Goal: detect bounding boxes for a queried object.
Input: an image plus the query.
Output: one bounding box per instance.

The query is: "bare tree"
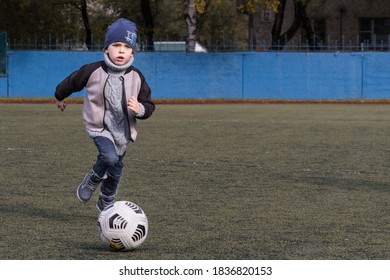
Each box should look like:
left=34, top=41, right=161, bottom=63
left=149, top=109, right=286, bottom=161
left=271, top=0, right=315, bottom=50
left=58, top=0, right=93, bottom=49
left=140, top=0, right=155, bottom=51
left=185, top=0, right=197, bottom=51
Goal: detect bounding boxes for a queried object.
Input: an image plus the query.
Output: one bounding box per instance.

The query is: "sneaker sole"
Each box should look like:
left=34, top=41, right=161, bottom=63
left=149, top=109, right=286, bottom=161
left=76, top=184, right=88, bottom=203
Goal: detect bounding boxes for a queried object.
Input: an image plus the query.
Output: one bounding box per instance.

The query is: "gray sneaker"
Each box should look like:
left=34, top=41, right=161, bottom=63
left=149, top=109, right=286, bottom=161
left=76, top=170, right=102, bottom=203
left=96, top=197, right=115, bottom=212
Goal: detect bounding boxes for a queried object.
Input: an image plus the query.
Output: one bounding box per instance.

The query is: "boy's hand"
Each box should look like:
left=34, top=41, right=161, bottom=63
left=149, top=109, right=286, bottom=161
left=56, top=99, right=67, bottom=111
left=127, top=96, right=140, bottom=115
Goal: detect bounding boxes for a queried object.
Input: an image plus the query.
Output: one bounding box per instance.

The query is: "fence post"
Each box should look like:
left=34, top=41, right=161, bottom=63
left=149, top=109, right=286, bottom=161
left=0, top=32, right=6, bottom=76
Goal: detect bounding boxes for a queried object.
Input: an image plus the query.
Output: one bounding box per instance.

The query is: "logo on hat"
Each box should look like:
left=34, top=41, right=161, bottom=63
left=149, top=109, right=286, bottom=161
left=125, top=31, right=137, bottom=47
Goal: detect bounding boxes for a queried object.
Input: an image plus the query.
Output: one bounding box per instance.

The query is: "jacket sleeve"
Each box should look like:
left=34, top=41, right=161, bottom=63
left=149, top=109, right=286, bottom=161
left=136, top=72, right=155, bottom=120
left=54, top=62, right=102, bottom=101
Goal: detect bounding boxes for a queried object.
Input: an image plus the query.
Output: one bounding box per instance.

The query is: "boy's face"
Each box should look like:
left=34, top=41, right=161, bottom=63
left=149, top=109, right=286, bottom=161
left=105, top=42, right=134, bottom=65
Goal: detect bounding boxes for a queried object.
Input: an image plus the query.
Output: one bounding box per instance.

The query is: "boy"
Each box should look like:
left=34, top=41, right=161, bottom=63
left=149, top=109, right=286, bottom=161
left=54, top=18, right=155, bottom=211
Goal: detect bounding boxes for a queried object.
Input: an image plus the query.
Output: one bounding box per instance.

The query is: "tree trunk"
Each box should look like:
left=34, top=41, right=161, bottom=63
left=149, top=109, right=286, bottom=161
left=248, top=13, right=254, bottom=50
left=301, top=4, right=318, bottom=50
left=80, top=0, right=92, bottom=49
left=185, top=0, right=197, bottom=52
left=271, top=0, right=287, bottom=49
left=67, top=0, right=92, bottom=49
left=271, top=0, right=315, bottom=50
left=140, top=0, right=154, bottom=51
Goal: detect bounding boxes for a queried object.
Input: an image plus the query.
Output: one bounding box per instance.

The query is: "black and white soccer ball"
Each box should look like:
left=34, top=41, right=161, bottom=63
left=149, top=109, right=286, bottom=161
left=97, top=201, right=148, bottom=251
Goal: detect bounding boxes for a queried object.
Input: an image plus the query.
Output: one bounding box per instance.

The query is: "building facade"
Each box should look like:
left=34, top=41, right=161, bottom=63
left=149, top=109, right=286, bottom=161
left=253, top=0, right=390, bottom=50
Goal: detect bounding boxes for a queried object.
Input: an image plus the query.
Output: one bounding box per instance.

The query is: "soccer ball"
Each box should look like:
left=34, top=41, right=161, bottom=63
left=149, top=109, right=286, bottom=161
left=97, top=201, right=148, bottom=251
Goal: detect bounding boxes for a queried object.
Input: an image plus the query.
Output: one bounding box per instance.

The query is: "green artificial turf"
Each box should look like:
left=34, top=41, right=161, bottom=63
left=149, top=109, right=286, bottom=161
left=0, top=103, right=389, bottom=259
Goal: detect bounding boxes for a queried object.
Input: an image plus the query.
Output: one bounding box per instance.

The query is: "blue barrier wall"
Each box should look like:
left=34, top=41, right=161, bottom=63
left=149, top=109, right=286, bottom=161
left=1, top=51, right=389, bottom=99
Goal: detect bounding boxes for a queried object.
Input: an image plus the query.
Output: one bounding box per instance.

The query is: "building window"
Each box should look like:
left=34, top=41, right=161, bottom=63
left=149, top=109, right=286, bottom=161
left=359, top=17, right=390, bottom=45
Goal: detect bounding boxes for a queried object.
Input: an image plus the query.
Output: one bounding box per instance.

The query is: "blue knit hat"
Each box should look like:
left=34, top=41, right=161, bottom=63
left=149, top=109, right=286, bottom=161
left=104, top=18, right=137, bottom=51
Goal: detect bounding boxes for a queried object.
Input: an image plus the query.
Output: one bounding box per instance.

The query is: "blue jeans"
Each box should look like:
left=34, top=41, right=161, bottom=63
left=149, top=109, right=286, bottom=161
left=92, top=136, right=125, bottom=198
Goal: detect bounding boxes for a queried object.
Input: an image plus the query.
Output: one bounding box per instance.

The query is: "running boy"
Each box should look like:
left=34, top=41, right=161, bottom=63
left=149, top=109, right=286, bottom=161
left=54, top=18, right=155, bottom=211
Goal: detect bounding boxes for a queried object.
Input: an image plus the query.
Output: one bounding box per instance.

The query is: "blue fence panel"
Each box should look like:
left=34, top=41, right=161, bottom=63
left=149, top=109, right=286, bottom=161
left=243, top=52, right=363, bottom=99
left=6, top=51, right=102, bottom=98
left=362, top=53, right=390, bottom=99
left=1, top=50, right=390, bottom=100
left=152, top=52, right=243, bottom=99
left=0, top=79, right=6, bottom=97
